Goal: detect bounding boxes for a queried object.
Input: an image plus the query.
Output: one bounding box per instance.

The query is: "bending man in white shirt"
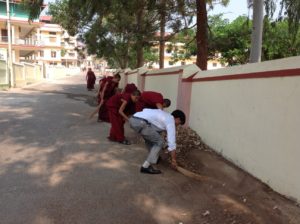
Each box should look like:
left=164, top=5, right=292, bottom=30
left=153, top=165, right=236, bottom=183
left=129, top=109, right=186, bottom=174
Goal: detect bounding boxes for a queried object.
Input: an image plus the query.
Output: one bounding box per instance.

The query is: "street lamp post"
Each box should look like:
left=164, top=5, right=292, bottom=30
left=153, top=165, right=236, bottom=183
left=6, top=0, right=14, bottom=87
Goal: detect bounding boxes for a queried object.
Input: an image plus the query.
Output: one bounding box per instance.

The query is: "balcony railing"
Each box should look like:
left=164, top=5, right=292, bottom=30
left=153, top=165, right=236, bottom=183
left=15, top=38, right=43, bottom=46
left=0, top=36, right=44, bottom=47
left=62, top=55, right=78, bottom=60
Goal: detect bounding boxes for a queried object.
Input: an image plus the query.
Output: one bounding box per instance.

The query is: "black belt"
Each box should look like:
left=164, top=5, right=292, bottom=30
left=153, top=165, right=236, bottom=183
left=132, top=116, right=150, bottom=124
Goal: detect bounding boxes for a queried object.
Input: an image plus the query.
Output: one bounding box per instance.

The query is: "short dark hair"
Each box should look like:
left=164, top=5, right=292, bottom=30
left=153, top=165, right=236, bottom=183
left=114, top=73, right=121, bottom=80
left=163, top=99, right=171, bottom=107
left=171, top=110, right=186, bottom=125
left=132, top=90, right=141, bottom=96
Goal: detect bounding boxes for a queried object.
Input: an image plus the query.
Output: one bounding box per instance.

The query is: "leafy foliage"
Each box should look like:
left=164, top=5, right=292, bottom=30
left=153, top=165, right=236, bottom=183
left=171, top=14, right=300, bottom=66
left=210, top=14, right=300, bottom=65
left=23, top=0, right=300, bottom=69
left=209, top=15, right=252, bottom=65
left=49, top=0, right=160, bottom=69
left=21, top=0, right=44, bottom=20
left=265, top=0, right=300, bottom=42
left=262, top=18, right=300, bottom=59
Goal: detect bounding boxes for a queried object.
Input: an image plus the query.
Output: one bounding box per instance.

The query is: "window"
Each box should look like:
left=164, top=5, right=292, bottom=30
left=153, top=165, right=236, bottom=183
left=49, top=37, right=57, bottom=43
left=166, top=44, right=173, bottom=54
left=1, top=29, right=8, bottom=42
left=213, top=62, right=217, bottom=67
left=166, top=49, right=172, bottom=54
left=49, top=32, right=56, bottom=35
left=69, top=53, right=75, bottom=57
left=168, top=61, right=174, bottom=65
left=51, top=51, right=56, bottom=58
left=40, top=51, right=44, bottom=57
left=181, top=61, right=186, bottom=66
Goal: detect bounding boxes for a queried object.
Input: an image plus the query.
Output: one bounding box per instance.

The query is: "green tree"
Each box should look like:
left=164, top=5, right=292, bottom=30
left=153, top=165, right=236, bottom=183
left=48, top=0, right=160, bottom=69
left=143, top=46, right=159, bottom=68
left=23, top=0, right=300, bottom=70
left=262, top=18, right=300, bottom=60
left=196, top=0, right=229, bottom=70
left=207, top=14, right=299, bottom=65
left=265, top=0, right=300, bottom=42
left=156, top=0, right=195, bottom=68
left=165, top=28, right=196, bottom=64
left=22, top=0, right=44, bottom=20
left=208, top=15, right=252, bottom=65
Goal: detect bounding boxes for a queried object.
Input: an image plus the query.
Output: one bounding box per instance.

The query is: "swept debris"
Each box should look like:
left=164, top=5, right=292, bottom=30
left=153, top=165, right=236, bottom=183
left=175, top=126, right=211, bottom=174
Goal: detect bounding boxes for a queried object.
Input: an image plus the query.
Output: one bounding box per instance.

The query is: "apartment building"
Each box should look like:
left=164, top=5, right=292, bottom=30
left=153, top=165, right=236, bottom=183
left=61, top=31, right=80, bottom=67
left=35, top=18, right=63, bottom=65
left=0, top=2, right=80, bottom=67
left=0, top=0, right=44, bottom=63
left=39, top=16, right=79, bottom=67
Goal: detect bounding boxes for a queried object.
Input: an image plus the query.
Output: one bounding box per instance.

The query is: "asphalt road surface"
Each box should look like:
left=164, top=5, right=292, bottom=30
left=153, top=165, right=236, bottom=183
left=0, top=75, right=210, bottom=224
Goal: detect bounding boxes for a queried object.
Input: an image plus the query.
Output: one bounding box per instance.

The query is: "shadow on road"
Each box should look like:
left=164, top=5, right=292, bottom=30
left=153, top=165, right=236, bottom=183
left=0, top=83, right=193, bottom=224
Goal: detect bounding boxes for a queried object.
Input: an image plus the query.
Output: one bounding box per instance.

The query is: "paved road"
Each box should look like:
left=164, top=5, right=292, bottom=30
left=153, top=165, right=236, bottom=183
left=0, top=75, right=207, bottom=224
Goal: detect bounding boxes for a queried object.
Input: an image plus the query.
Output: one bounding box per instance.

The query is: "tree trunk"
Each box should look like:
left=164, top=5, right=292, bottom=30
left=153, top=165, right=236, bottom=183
left=196, top=0, right=208, bottom=70
left=159, top=0, right=166, bottom=69
left=136, top=2, right=145, bottom=68
left=249, top=0, right=264, bottom=63
left=136, top=44, right=144, bottom=68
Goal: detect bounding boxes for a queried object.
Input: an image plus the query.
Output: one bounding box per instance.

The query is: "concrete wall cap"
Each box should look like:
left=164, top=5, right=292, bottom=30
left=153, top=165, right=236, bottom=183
left=145, top=64, right=200, bottom=78
left=193, top=56, right=300, bottom=79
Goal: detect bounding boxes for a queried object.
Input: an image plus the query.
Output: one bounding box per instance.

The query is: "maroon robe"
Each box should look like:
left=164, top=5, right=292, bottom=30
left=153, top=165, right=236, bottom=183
left=136, top=91, right=164, bottom=112
left=106, top=93, right=132, bottom=142
left=86, top=71, right=96, bottom=90
left=98, top=77, right=119, bottom=122
left=123, top=83, right=138, bottom=114
left=123, top=83, right=138, bottom=94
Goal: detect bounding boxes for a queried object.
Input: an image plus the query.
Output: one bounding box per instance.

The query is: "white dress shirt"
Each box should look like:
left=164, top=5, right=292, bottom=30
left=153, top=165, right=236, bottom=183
left=133, top=109, right=176, bottom=151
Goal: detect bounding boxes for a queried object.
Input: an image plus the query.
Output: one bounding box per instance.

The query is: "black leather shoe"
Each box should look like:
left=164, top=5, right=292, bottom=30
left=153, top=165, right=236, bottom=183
left=156, top=156, right=161, bottom=164
left=119, top=139, right=131, bottom=145
left=140, top=166, right=162, bottom=174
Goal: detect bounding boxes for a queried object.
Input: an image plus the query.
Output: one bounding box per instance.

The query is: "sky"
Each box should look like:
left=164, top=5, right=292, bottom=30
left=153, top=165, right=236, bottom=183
left=208, top=0, right=250, bottom=21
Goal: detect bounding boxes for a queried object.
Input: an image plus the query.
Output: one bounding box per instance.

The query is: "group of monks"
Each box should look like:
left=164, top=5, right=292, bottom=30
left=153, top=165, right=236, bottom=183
left=90, top=72, right=171, bottom=145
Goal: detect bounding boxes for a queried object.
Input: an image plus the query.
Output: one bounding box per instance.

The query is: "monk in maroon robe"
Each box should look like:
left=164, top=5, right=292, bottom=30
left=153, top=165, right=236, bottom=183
left=97, top=73, right=121, bottom=122
left=106, top=90, right=141, bottom=144
left=86, top=68, right=96, bottom=90
left=136, top=91, right=171, bottom=112
left=123, top=83, right=138, bottom=94
left=123, top=83, right=139, bottom=115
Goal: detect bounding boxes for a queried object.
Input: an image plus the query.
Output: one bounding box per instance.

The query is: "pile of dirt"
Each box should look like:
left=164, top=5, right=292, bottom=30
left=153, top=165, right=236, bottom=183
left=176, top=126, right=210, bottom=153
left=174, top=126, right=211, bottom=173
